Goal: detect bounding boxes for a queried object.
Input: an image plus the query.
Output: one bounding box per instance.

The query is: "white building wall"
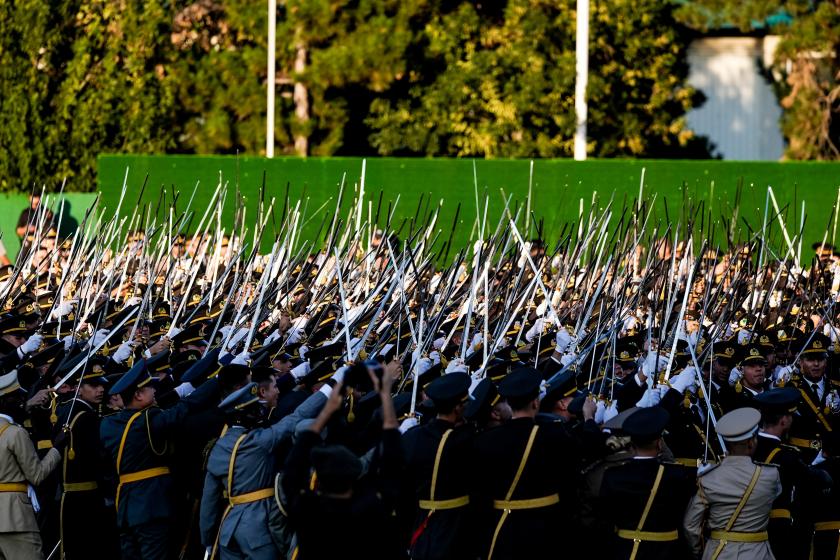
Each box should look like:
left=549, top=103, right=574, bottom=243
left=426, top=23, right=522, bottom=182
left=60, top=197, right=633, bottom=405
left=686, top=37, right=785, bottom=161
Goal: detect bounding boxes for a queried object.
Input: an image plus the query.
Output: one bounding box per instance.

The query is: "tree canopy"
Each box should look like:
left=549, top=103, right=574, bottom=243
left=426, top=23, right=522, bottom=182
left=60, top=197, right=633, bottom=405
left=2, top=0, right=723, bottom=192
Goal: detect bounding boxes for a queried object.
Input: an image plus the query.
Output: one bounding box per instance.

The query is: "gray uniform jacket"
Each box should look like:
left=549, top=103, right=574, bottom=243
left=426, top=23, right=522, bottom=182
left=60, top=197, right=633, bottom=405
left=0, top=418, right=60, bottom=533
left=683, top=455, right=781, bottom=560
left=199, top=390, right=326, bottom=555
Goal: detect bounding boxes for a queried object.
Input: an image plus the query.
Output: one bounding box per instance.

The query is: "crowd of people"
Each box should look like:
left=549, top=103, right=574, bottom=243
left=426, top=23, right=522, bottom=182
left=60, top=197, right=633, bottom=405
left=2, top=188, right=840, bottom=560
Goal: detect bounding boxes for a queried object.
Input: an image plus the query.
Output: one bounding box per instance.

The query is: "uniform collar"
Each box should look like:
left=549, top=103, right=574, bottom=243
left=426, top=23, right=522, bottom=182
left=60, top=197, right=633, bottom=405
left=0, top=413, right=13, bottom=424
left=758, top=431, right=780, bottom=442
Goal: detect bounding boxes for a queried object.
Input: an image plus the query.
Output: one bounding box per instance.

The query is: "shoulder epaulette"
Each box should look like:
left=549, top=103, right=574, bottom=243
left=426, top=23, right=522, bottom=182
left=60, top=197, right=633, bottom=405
left=698, top=463, right=719, bottom=477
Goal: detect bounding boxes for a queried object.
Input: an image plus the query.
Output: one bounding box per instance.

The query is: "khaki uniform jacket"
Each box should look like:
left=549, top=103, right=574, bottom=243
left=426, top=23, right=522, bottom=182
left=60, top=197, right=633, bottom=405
left=683, top=455, right=781, bottom=560
left=0, top=418, right=60, bottom=533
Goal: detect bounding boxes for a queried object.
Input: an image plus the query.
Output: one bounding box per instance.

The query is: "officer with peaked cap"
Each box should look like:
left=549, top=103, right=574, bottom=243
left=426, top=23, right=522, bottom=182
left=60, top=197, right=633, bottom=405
left=684, top=408, right=781, bottom=560
left=473, top=367, right=590, bottom=560
left=99, top=357, right=221, bottom=560
left=788, top=333, right=840, bottom=461
left=0, top=369, right=63, bottom=560
left=201, top=370, right=338, bottom=559
left=401, top=371, right=475, bottom=560
left=54, top=360, right=119, bottom=559
left=599, top=407, right=696, bottom=559
left=752, top=388, right=830, bottom=559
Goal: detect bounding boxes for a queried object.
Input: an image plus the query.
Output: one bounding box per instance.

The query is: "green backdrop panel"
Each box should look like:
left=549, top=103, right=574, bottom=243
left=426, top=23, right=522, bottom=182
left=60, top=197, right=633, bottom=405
left=4, top=155, right=840, bottom=262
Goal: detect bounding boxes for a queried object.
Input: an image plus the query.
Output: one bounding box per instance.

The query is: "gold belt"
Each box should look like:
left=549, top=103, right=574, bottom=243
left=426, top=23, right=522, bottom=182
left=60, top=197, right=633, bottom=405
left=0, top=483, right=27, bottom=493
left=119, top=466, right=170, bottom=485
left=815, top=521, right=840, bottom=531
left=418, top=495, right=470, bottom=510
left=710, top=530, right=768, bottom=543
left=674, top=457, right=699, bottom=467
left=616, top=529, right=679, bottom=542
left=64, top=481, right=98, bottom=492
left=769, top=508, right=791, bottom=520
left=37, top=440, right=53, bottom=450
left=493, top=494, right=559, bottom=511
left=788, top=437, right=821, bottom=450
left=228, top=487, right=274, bottom=506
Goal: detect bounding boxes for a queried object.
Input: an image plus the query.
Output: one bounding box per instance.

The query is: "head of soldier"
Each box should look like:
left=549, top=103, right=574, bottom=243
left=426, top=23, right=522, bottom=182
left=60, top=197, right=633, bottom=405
left=623, top=407, right=669, bottom=458
left=538, top=371, right=578, bottom=421
left=718, top=407, right=760, bottom=457
left=252, top=367, right=279, bottom=410
left=425, top=372, right=471, bottom=425
left=799, top=353, right=827, bottom=383
left=78, top=378, right=106, bottom=406
left=219, top=382, right=265, bottom=429
left=271, top=353, right=292, bottom=375
left=739, top=349, right=767, bottom=392
left=756, top=388, right=799, bottom=440
left=498, top=368, right=542, bottom=419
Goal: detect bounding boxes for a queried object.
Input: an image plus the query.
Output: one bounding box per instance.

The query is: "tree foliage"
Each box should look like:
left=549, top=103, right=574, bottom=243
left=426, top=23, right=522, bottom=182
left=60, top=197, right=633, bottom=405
left=0, top=0, right=711, bottom=192
left=675, top=0, right=840, bottom=160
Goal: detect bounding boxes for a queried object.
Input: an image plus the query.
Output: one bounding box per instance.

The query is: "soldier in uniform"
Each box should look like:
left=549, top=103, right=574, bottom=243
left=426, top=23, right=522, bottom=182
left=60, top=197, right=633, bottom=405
left=753, top=388, right=831, bottom=559
left=54, top=359, right=119, bottom=559
left=599, top=406, right=696, bottom=559
left=788, top=334, right=840, bottom=461
left=473, top=367, right=592, bottom=560
left=719, top=345, right=769, bottom=413
left=683, top=407, right=781, bottom=560
left=200, top=372, right=332, bottom=559
left=811, top=431, right=840, bottom=559
left=0, top=369, right=63, bottom=560
left=99, top=355, right=220, bottom=560
left=401, top=371, right=474, bottom=560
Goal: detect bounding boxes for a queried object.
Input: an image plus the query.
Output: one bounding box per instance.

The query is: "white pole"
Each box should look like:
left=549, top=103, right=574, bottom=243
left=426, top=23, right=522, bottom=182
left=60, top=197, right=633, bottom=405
left=573, top=0, right=589, bottom=161
left=266, top=0, right=277, bottom=158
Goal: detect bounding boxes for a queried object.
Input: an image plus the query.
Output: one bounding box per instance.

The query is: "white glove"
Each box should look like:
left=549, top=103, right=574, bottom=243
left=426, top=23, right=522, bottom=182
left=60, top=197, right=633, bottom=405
left=291, top=361, right=311, bottom=379
left=231, top=351, right=250, bottom=366
left=399, top=416, right=419, bottom=434
left=594, top=399, right=607, bottom=424
left=728, top=367, right=741, bottom=387
left=264, top=329, right=281, bottom=345
left=112, top=341, right=136, bottom=364
left=737, top=329, right=751, bottom=345
left=555, top=329, right=573, bottom=354
left=429, top=350, right=442, bottom=365
left=331, top=365, right=347, bottom=385
left=166, top=325, right=183, bottom=339
left=774, top=365, right=795, bottom=386
left=601, top=400, right=619, bottom=425
left=226, top=328, right=249, bottom=350
left=219, top=325, right=234, bottom=340
left=51, top=300, right=75, bottom=319
left=827, top=391, right=840, bottom=414
left=17, top=333, right=44, bottom=357
left=471, top=332, right=483, bottom=351
left=432, top=336, right=446, bottom=350
left=445, top=358, right=468, bottom=374
left=636, top=386, right=665, bottom=408
left=62, top=335, right=75, bottom=352
left=641, top=351, right=667, bottom=378
left=560, top=353, right=576, bottom=367
left=299, top=345, right=309, bottom=360
left=525, top=319, right=545, bottom=343
left=414, top=357, right=433, bottom=377
left=125, top=296, right=142, bottom=307
left=670, top=367, right=697, bottom=394
left=92, top=329, right=110, bottom=348
left=174, top=382, right=195, bottom=398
